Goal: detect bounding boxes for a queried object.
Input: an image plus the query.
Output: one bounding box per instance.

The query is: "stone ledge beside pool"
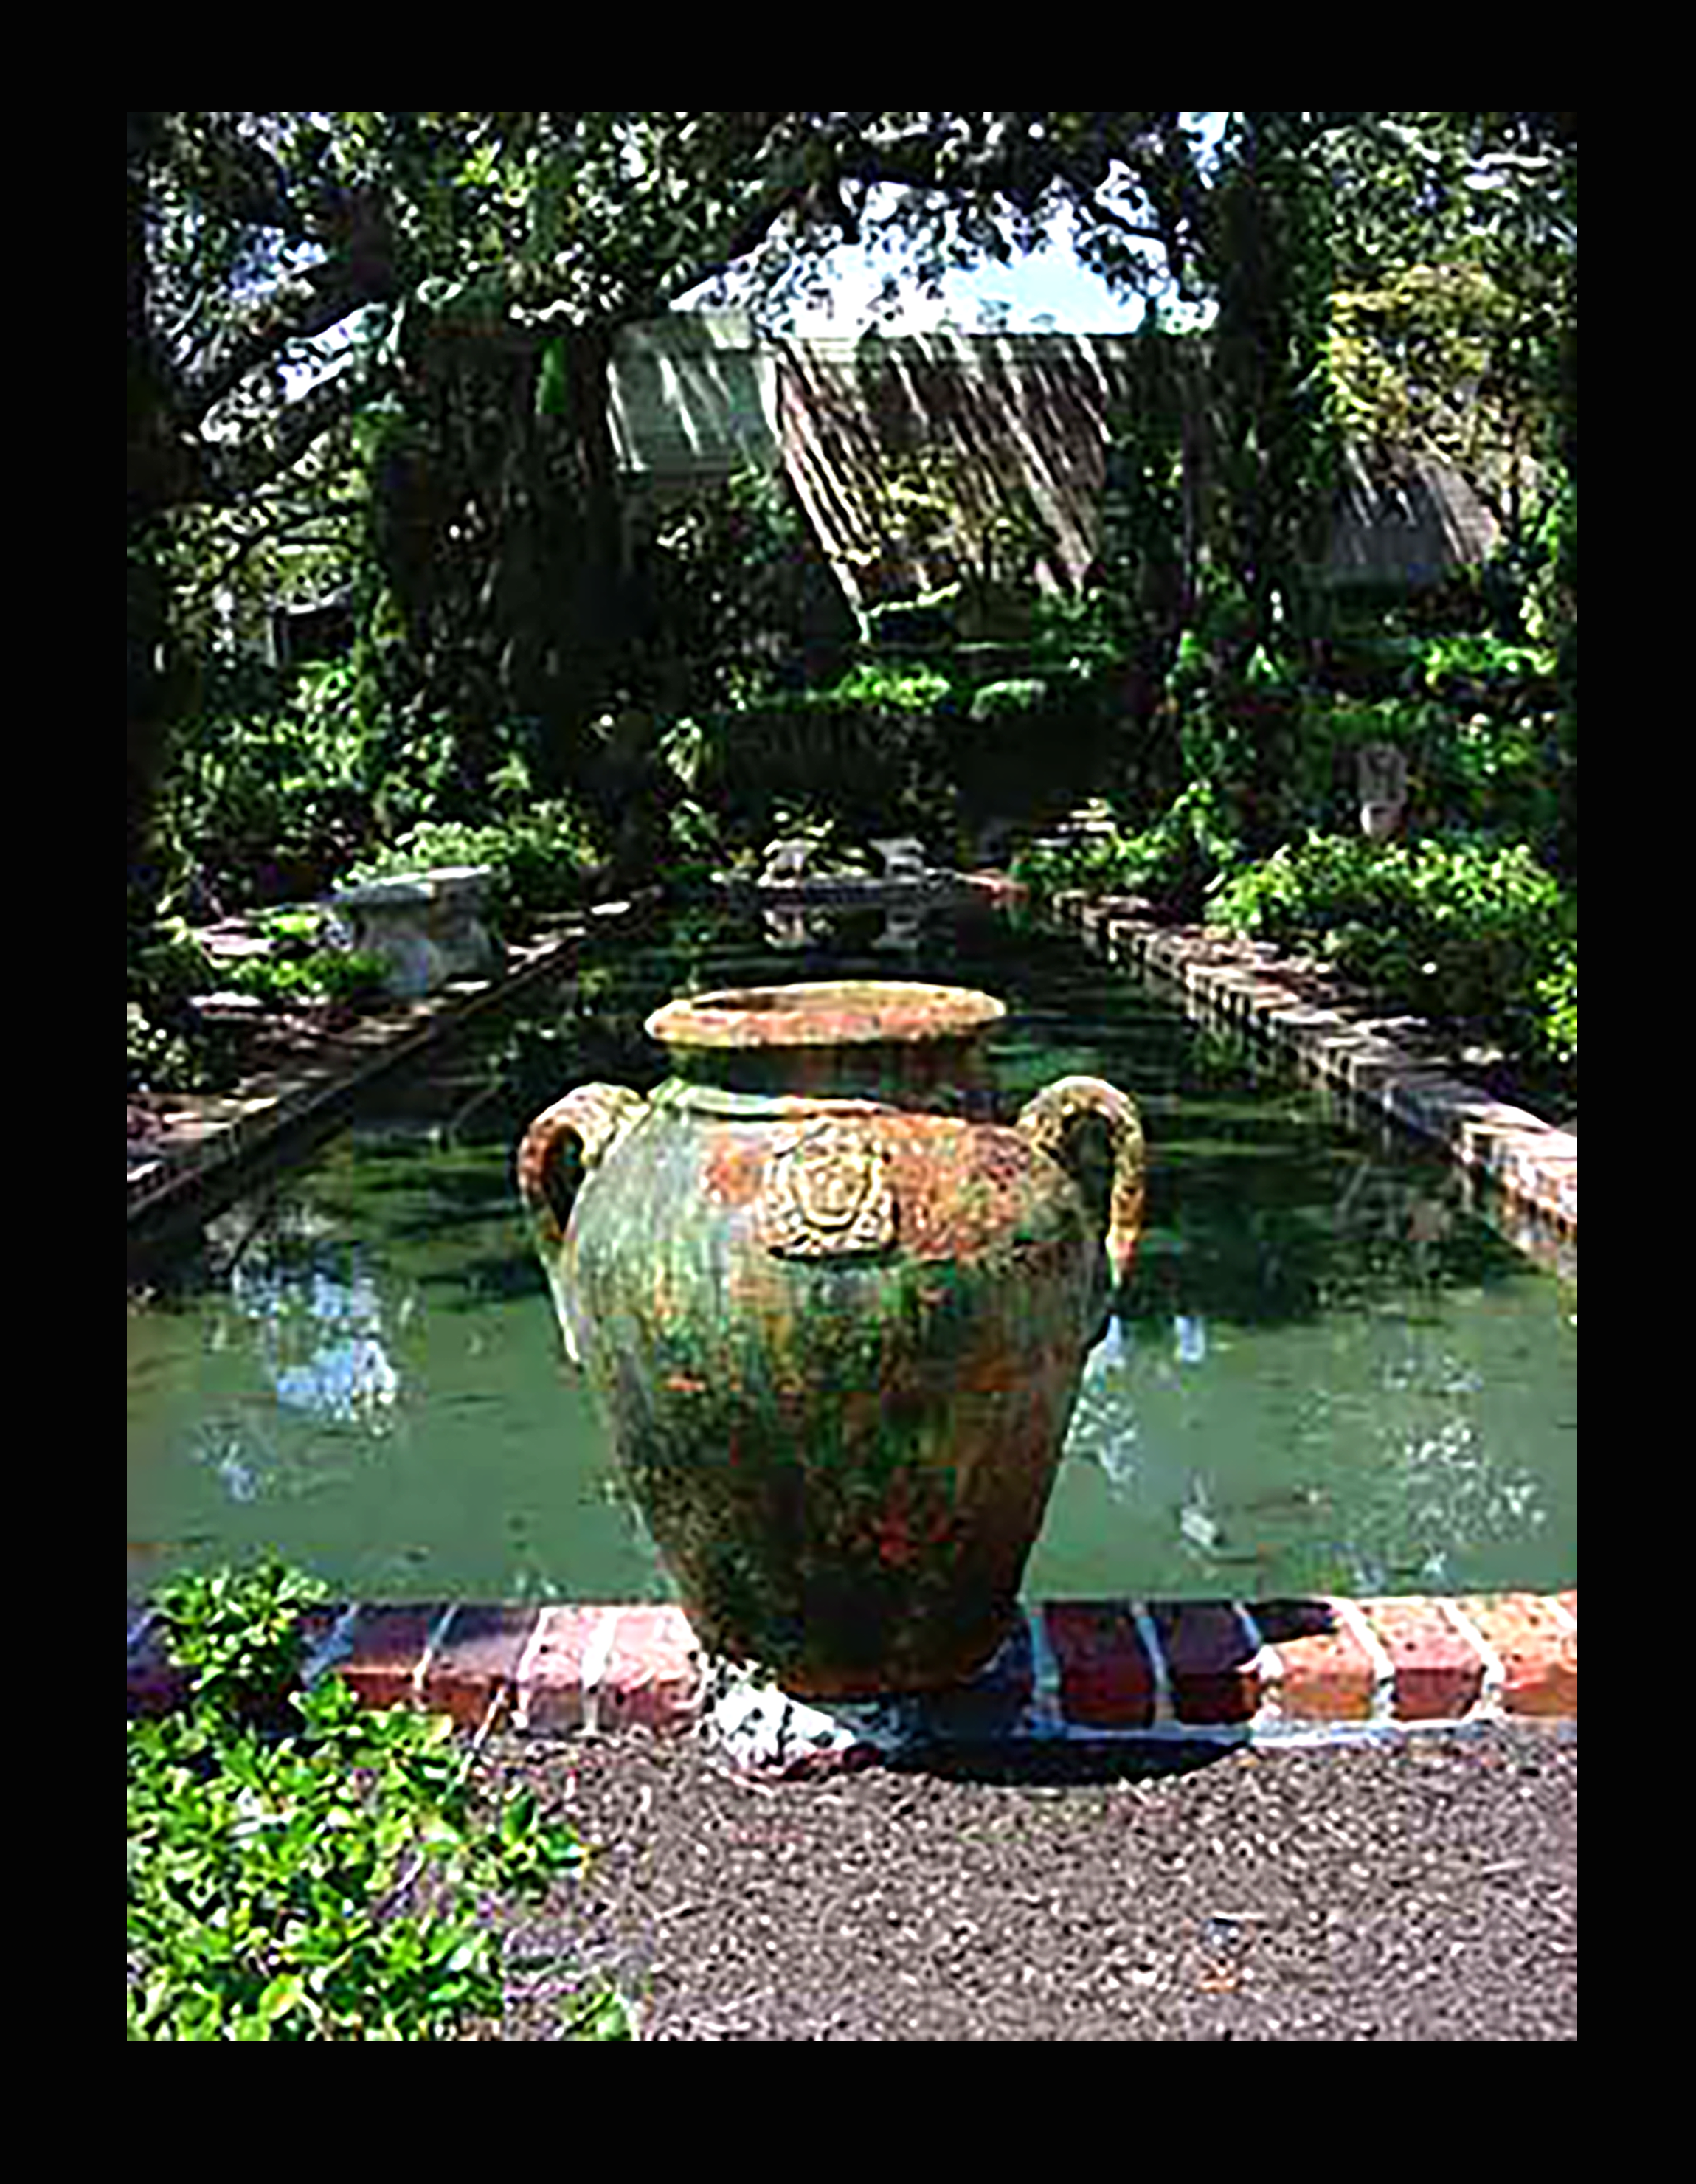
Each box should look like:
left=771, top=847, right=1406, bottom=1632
left=126, top=901, right=663, bottom=1246
left=1008, top=884, right=1576, bottom=1249
left=126, top=1592, right=1576, bottom=1766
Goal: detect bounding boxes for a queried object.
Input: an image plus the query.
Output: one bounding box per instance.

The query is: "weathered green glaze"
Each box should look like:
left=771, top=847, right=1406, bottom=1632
left=517, top=981, right=1144, bottom=1696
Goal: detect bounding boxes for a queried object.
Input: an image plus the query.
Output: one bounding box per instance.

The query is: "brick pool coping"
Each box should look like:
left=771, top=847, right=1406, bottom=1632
left=963, top=876, right=1576, bottom=1272
left=126, top=1592, right=1576, bottom=1757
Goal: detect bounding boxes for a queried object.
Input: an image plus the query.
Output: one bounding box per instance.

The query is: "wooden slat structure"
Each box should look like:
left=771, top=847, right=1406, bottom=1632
left=609, top=312, right=1517, bottom=609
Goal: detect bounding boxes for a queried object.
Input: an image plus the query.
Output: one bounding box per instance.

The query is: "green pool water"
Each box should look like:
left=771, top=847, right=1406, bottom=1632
left=126, top=897, right=1577, bottom=1607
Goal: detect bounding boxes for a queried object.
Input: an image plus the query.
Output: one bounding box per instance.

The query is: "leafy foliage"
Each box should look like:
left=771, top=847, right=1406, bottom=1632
left=626, top=466, right=850, bottom=714
left=1205, top=833, right=1575, bottom=1068
left=224, top=947, right=388, bottom=1011
left=1534, top=949, right=1578, bottom=1068
left=129, top=1558, right=631, bottom=2042
left=156, top=654, right=382, bottom=916
left=341, top=800, right=602, bottom=934
left=688, top=693, right=940, bottom=848
left=842, top=443, right=1053, bottom=635
left=148, top=1557, right=330, bottom=1722
left=127, top=919, right=241, bottom=1095
left=129, top=111, right=1575, bottom=1106
left=1011, top=780, right=1240, bottom=917
left=130, top=111, right=1222, bottom=898
left=1315, top=112, right=1575, bottom=534
left=1288, top=674, right=1565, bottom=860
left=1202, top=116, right=1340, bottom=649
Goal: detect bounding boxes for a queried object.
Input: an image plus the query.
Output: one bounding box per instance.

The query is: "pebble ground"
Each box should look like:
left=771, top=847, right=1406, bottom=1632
left=477, top=1718, right=1576, bottom=2042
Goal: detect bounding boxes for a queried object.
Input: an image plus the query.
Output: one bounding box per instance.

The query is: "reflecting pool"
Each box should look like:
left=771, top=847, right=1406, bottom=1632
left=128, top=899, right=1576, bottom=1604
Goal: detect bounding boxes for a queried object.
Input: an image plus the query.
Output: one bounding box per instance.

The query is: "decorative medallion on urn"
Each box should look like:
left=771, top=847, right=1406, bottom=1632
left=757, top=1117, right=896, bottom=1258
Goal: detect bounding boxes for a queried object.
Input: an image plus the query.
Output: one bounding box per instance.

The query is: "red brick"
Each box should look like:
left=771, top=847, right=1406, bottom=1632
left=1459, top=1594, right=1578, bottom=1718
left=1149, top=1602, right=1261, bottom=1725
left=1042, top=1603, right=1155, bottom=1729
left=595, top=1606, right=706, bottom=1732
left=515, top=1604, right=613, bottom=1732
left=1357, top=1598, right=1485, bottom=1721
left=339, top=1603, right=445, bottom=1711
left=1256, top=1603, right=1379, bottom=1723
left=420, top=1603, right=542, bottom=1729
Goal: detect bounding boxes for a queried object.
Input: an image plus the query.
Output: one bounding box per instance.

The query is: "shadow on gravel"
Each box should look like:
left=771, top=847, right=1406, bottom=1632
left=888, top=1736, right=1243, bottom=1788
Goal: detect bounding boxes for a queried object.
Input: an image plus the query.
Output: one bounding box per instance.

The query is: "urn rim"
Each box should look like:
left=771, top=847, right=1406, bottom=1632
left=645, top=979, right=1006, bottom=1051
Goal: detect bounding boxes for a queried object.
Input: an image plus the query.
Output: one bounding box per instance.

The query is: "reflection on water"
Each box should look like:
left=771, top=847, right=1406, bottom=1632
left=1063, top=1257, right=1567, bottom=1598
left=128, top=899, right=1576, bottom=1603
left=229, top=1248, right=401, bottom=1430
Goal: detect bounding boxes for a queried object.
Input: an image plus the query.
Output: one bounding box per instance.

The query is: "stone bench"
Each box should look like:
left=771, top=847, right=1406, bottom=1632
left=326, top=865, right=502, bottom=1000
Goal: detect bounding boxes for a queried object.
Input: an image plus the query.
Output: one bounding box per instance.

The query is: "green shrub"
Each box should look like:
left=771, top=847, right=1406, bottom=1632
left=1413, top=630, right=1556, bottom=704
left=949, top=672, right=1116, bottom=837
left=1288, top=686, right=1566, bottom=861
left=1027, top=584, right=1132, bottom=681
left=967, top=677, right=1050, bottom=728
left=128, top=919, right=240, bottom=1095
left=129, top=1558, right=631, bottom=2042
left=128, top=1003, right=201, bottom=1097
left=159, top=656, right=382, bottom=913
left=1205, top=834, right=1573, bottom=1057
left=1011, top=783, right=1242, bottom=917
left=831, top=659, right=956, bottom=716
left=629, top=464, right=850, bottom=711
left=343, top=801, right=598, bottom=935
left=129, top=917, right=215, bottom=1009
left=148, top=1558, right=330, bottom=1724
left=226, top=949, right=389, bottom=1010
left=1534, top=947, right=1578, bottom=1068
left=690, top=689, right=944, bottom=846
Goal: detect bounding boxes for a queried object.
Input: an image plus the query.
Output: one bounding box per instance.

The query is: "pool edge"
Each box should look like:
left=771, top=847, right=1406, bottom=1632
left=1003, top=880, right=1575, bottom=1262
left=130, top=874, right=1575, bottom=1265
left=127, top=1590, right=1577, bottom=1759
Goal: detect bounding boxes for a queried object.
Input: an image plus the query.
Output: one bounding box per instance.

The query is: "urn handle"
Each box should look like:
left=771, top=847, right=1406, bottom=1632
left=1017, top=1075, right=1146, bottom=1296
left=516, top=1084, right=647, bottom=1363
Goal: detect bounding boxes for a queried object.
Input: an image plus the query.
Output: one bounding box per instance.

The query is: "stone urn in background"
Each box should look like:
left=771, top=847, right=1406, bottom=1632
left=517, top=981, right=1145, bottom=1697
left=1357, top=742, right=1411, bottom=844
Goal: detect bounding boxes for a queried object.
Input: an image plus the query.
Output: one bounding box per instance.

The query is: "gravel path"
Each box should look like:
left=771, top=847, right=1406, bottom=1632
left=477, top=1721, right=1576, bottom=2041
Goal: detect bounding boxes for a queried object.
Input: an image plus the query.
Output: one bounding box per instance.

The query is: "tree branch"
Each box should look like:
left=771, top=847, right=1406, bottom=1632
left=190, top=517, right=359, bottom=601
left=177, top=245, right=398, bottom=426
left=1073, top=195, right=1169, bottom=248
left=654, top=180, right=813, bottom=310
left=198, top=360, right=375, bottom=507
left=175, top=111, right=311, bottom=238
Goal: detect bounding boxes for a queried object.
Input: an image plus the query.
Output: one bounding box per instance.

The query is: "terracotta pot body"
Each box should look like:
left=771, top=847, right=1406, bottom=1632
left=518, top=981, right=1144, bottom=1696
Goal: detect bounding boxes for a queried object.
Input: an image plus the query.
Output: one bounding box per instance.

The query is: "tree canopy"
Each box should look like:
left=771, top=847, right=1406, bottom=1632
left=128, top=112, right=1576, bottom=912
left=129, top=112, right=1221, bottom=522
left=126, top=111, right=1225, bottom=902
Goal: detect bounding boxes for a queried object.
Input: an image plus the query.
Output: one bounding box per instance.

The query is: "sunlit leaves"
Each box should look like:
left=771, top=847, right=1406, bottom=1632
left=129, top=1561, right=623, bottom=2041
